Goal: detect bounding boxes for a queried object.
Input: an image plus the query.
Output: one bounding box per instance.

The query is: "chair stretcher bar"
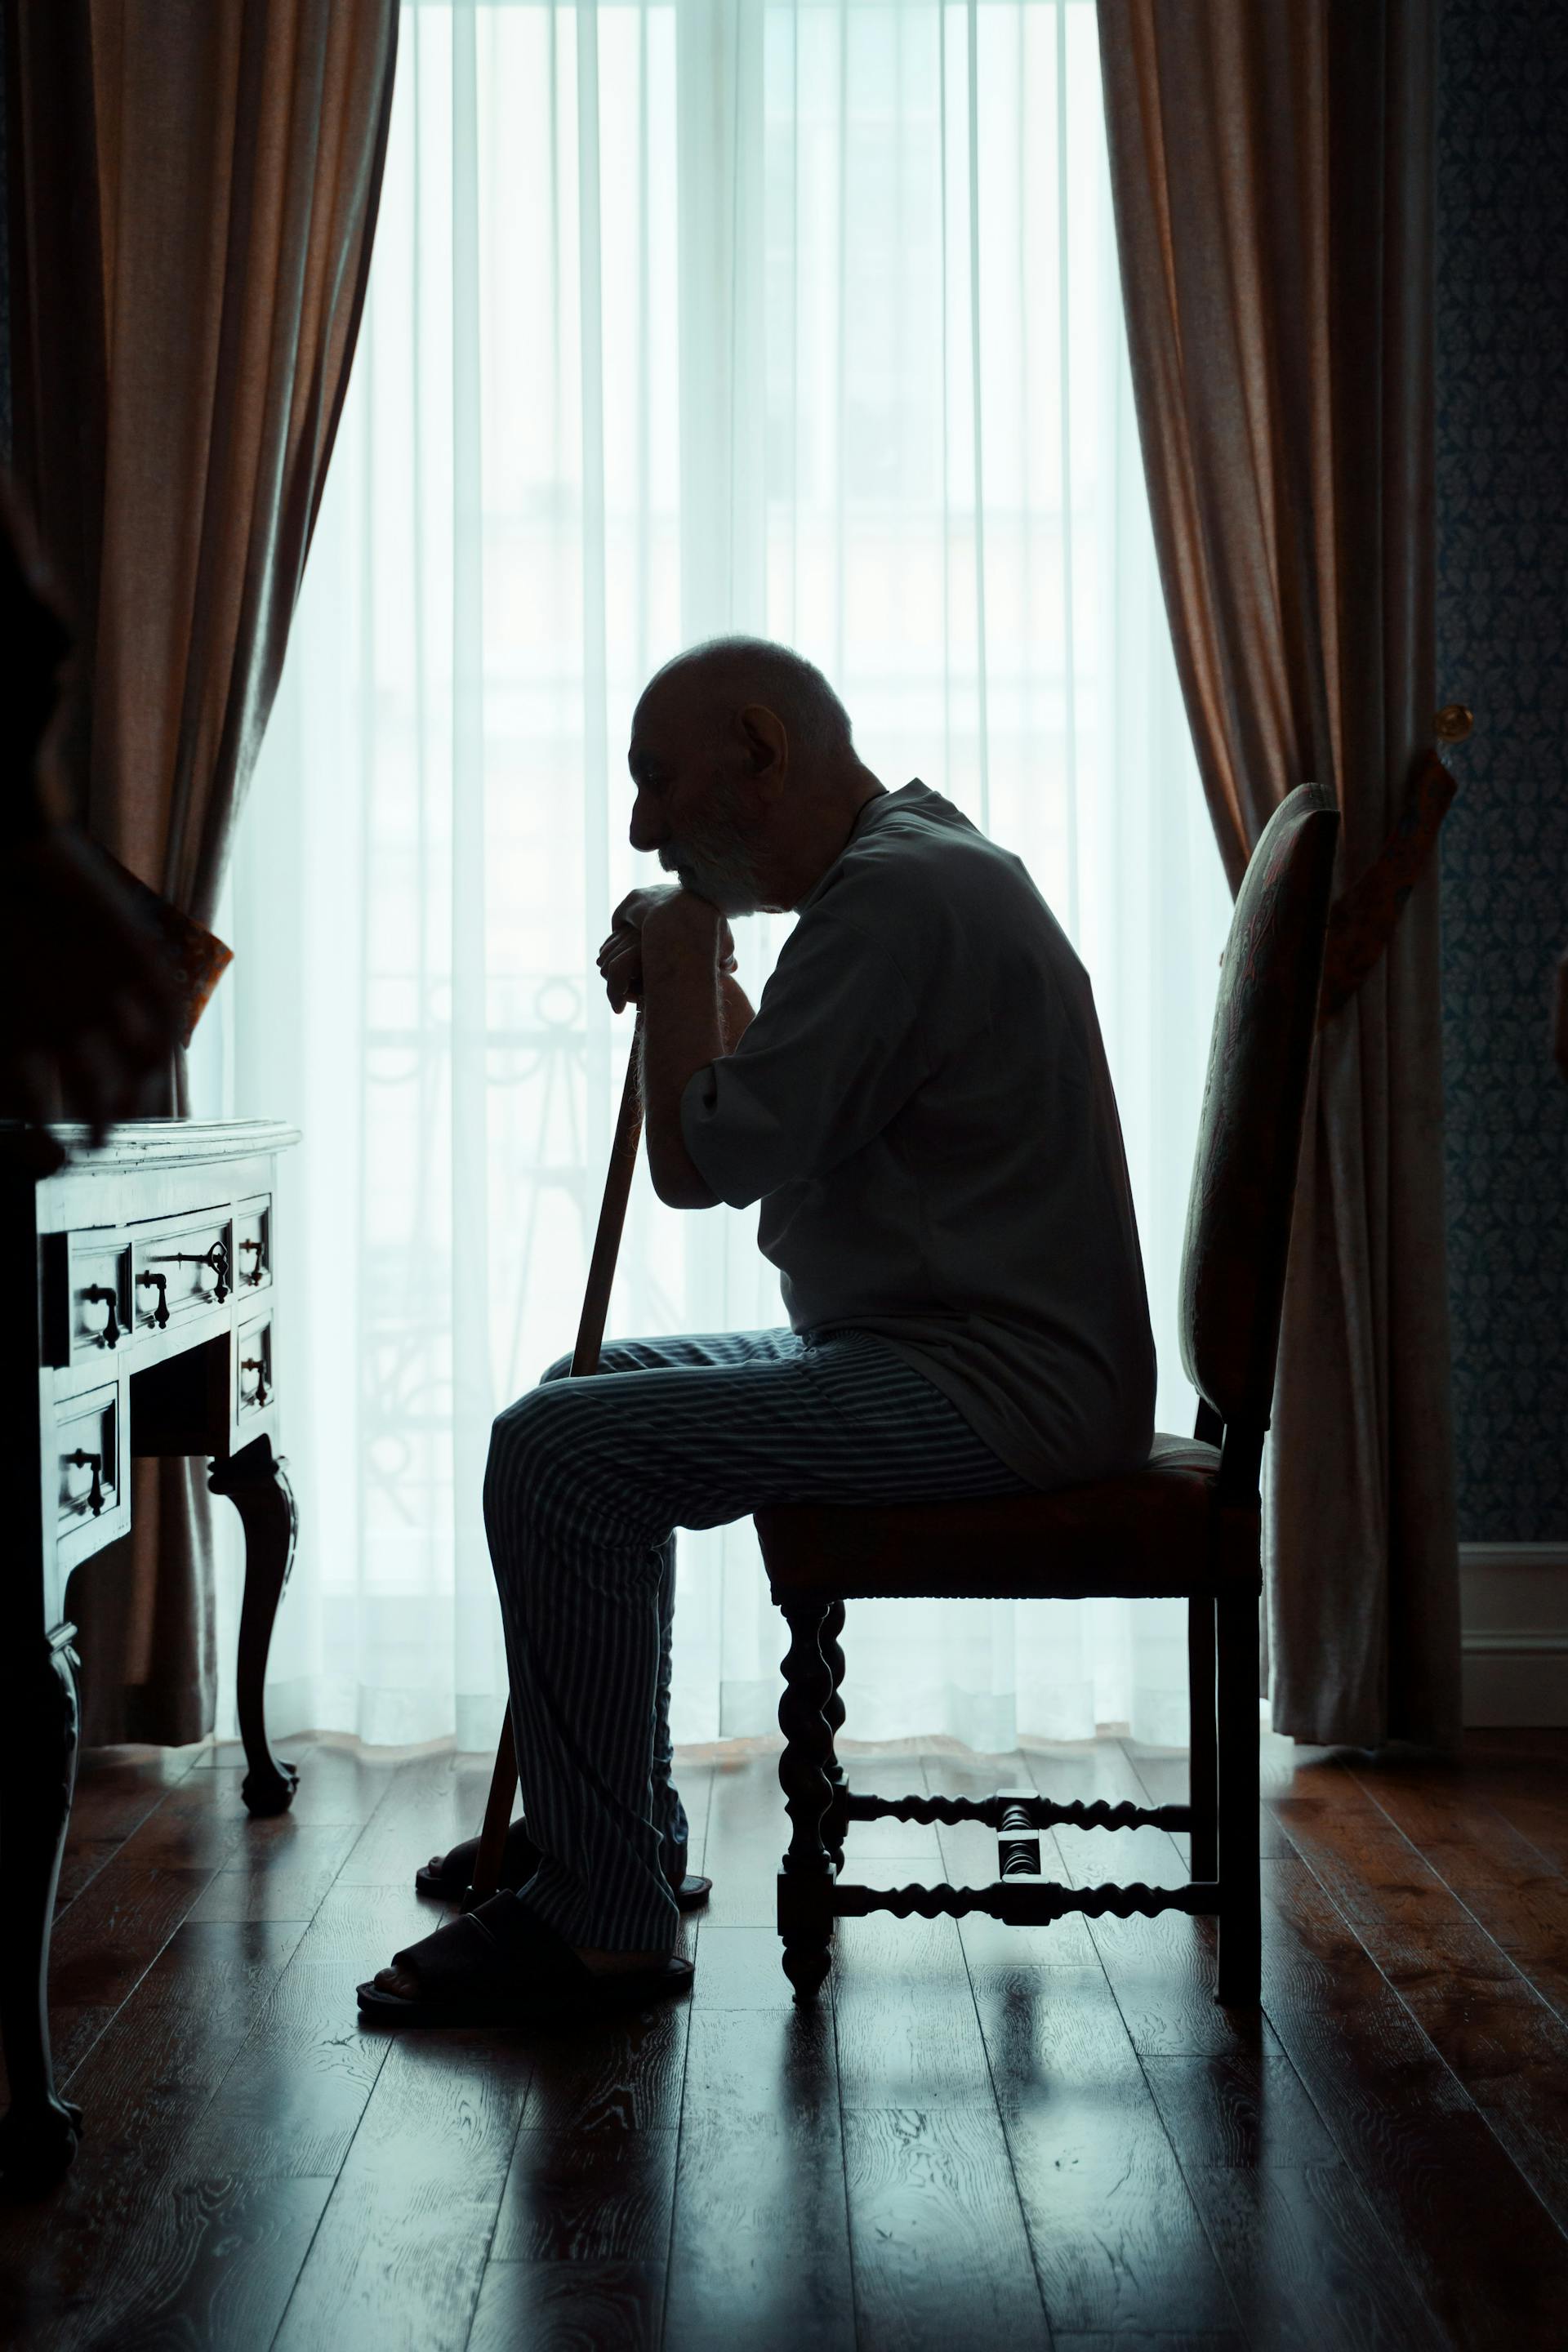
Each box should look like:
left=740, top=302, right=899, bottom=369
left=837, top=1789, right=1192, bottom=1833
left=822, top=1877, right=1222, bottom=1926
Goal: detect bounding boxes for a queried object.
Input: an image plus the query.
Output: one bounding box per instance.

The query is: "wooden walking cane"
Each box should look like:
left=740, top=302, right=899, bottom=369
left=466, top=1012, right=647, bottom=1906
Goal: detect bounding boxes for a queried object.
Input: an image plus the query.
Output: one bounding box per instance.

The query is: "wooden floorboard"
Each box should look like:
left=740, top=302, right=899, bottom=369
left=844, top=2105, right=1049, bottom=2351
left=1345, top=1756, right=1568, bottom=2024
left=6, top=1733, right=1568, bottom=2349
left=1120, top=1740, right=1568, bottom=2351
left=270, top=2030, right=534, bottom=2352
left=0, top=1735, right=401, bottom=2352
left=49, top=1742, right=208, bottom=1913
left=924, top=1750, right=1240, bottom=2341
left=665, top=2022, right=851, bottom=2352
left=1018, top=1744, right=1434, bottom=2351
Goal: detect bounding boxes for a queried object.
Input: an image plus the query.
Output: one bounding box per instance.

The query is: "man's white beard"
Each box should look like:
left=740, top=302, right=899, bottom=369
left=661, top=790, right=763, bottom=917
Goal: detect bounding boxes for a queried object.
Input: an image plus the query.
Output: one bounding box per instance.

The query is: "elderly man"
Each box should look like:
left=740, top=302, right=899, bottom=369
left=360, top=637, right=1155, bottom=2025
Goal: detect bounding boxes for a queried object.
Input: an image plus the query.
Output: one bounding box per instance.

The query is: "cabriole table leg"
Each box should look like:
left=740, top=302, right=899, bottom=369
left=209, top=1436, right=300, bottom=1816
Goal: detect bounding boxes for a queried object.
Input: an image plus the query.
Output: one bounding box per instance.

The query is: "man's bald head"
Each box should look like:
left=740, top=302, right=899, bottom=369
left=627, top=636, right=881, bottom=915
left=635, top=637, right=854, bottom=773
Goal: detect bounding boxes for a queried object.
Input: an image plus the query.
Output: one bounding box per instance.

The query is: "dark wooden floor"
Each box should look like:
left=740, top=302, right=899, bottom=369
left=3, top=1726, right=1568, bottom=2350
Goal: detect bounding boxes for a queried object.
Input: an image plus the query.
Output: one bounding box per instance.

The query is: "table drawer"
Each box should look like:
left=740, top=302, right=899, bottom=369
left=56, top=1382, right=120, bottom=1535
left=131, top=1209, right=235, bottom=1334
left=234, top=1192, right=273, bottom=1298
left=65, top=1235, right=131, bottom=1361
left=236, top=1311, right=275, bottom=1421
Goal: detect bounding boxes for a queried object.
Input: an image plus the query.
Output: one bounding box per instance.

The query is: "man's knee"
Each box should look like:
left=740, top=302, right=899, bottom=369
left=486, top=1375, right=614, bottom=1539
left=541, top=1339, right=644, bottom=1383
left=485, top=1376, right=667, bottom=1579
left=485, top=1384, right=564, bottom=1531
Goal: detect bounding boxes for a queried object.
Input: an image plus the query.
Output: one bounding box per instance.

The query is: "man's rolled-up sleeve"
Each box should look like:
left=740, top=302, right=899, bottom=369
left=679, top=911, right=928, bottom=1209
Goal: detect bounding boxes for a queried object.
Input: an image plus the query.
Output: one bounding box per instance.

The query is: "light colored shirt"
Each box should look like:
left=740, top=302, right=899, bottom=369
left=679, top=781, right=1156, bottom=1489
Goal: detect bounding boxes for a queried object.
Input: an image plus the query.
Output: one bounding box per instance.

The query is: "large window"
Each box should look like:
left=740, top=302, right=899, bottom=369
left=207, top=0, right=1232, bottom=1752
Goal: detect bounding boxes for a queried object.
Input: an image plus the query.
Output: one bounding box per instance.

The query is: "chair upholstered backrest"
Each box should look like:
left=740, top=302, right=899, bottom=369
left=1178, top=782, right=1340, bottom=1430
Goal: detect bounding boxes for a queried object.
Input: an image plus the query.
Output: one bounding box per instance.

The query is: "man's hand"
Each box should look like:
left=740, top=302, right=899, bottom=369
left=597, top=884, right=735, bottom=1014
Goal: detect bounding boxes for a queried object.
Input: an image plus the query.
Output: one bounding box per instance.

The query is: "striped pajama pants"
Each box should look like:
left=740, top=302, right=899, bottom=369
left=481, top=1325, right=1031, bottom=1955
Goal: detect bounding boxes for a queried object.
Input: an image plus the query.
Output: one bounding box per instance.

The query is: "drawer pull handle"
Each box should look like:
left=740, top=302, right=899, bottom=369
left=137, top=1270, right=170, bottom=1328
left=154, top=1243, right=231, bottom=1303
left=82, top=1285, right=120, bottom=1348
left=66, top=1449, right=105, bottom=1515
left=241, top=1356, right=270, bottom=1406
left=239, top=1238, right=266, bottom=1285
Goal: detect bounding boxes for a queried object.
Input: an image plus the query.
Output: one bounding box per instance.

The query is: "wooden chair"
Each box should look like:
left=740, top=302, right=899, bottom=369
left=754, top=781, right=1340, bottom=2008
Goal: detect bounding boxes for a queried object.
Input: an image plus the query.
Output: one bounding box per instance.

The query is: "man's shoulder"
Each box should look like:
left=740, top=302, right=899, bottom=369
left=818, top=785, right=1044, bottom=932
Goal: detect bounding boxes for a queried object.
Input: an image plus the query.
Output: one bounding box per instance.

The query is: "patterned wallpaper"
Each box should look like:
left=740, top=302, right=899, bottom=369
left=1437, top=0, right=1568, bottom=1543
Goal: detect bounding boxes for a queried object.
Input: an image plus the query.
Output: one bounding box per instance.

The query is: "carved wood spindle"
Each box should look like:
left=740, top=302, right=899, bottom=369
left=819, top=1597, right=849, bottom=1869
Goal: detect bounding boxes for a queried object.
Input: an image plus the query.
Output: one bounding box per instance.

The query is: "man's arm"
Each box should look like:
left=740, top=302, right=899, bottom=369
left=719, top=969, right=755, bottom=1054
left=639, top=894, right=739, bottom=1208
left=678, top=909, right=928, bottom=1211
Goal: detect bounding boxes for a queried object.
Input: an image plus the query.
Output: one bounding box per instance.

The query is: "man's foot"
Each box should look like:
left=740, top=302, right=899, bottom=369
left=358, top=1892, right=692, bottom=2026
left=573, top=1946, right=673, bottom=1977
left=415, top=1815, right=713, bottom=1912
left=412, top=1816, right=542, bottom=1898
left=373, top=1940, right=670, bottom=1999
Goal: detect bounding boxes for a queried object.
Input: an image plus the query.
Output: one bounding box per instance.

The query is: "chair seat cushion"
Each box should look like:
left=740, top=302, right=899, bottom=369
left=755, top=1431, right=1232, bottom=1601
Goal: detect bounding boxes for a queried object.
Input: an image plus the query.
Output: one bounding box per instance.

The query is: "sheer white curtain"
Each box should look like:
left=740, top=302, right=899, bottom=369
left=207, top=0, right=1231, bottom=1756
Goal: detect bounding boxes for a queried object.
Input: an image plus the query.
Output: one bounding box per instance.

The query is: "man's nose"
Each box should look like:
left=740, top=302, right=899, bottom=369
left=629, top=795, right=666, bottom=857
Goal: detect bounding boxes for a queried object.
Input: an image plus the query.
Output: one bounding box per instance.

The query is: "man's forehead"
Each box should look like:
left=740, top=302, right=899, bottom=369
left=629, top=671, right=707, bottom=764
left=627, top=705, right=673, bottom=771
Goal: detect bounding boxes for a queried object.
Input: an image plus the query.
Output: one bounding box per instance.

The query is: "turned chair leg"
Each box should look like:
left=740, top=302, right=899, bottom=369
left=821, top=1598, right=848, bottom=1869
left=1187, top=1592, right=1218, bottom=1882
left=777, top=1597, right=837, bottom=2002
left=1215, top=1585, right=1261, bottom=2005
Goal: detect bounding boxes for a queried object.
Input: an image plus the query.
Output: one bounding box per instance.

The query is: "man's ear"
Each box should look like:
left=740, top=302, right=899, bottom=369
left=737, top=702, right=788, bottom=794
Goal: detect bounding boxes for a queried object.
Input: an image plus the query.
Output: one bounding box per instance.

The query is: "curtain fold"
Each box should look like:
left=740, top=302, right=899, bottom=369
left=6, top=0, right=399, bottom=1742
left=1098, top=0, right=1459, bottom=1745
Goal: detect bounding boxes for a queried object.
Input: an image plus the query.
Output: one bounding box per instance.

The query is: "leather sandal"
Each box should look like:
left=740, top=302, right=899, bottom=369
left=357, top=1890, right=693, bottom=2027
left=414, top=1817, right=712, bottom=1911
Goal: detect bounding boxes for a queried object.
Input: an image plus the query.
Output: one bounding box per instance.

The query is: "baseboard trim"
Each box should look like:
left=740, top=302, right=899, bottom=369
left=1463, top=1630, right=1568, bottom=1656
left=1459, top=1544, right=1568, bottom=1726
left=1460, top=1542, right=1568, bottom=1564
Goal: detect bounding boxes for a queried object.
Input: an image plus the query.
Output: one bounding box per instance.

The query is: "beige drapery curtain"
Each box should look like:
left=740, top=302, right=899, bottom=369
left=1098, top=0, right=1460, bottom=1745
left=7, top=0, right=399, bottom=1741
